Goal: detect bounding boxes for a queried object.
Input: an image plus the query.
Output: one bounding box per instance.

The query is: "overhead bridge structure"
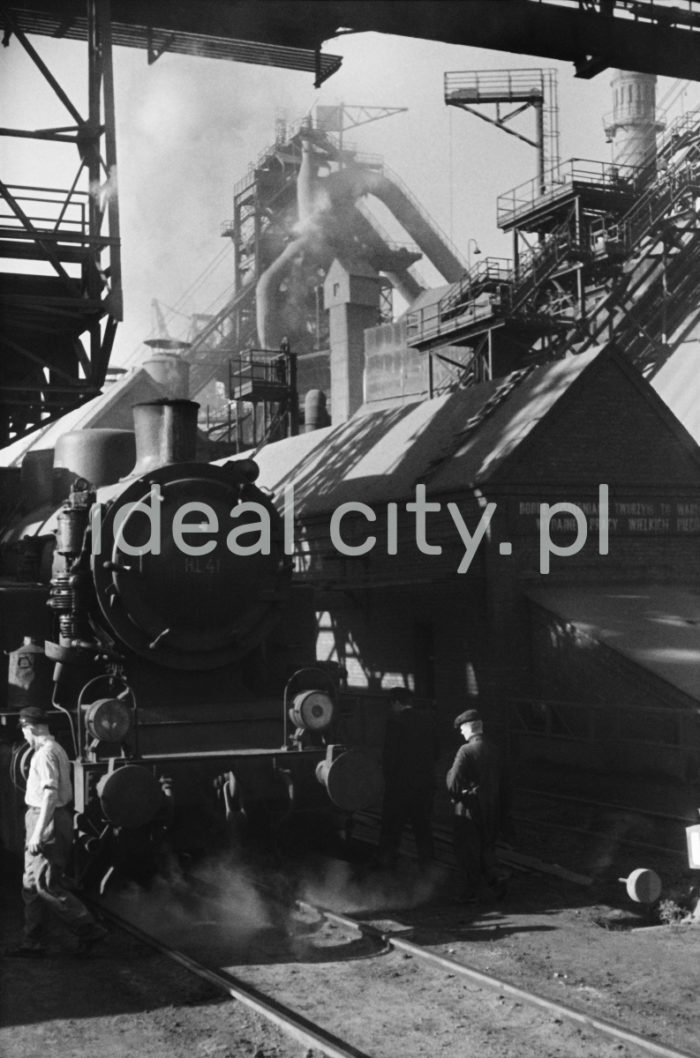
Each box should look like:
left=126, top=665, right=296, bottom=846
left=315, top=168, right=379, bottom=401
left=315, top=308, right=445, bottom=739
left=407, top=110, right=700, bottom=392
left=4, top=0, right=700, bottom=445
left=9, top=1, right=700, bottom=82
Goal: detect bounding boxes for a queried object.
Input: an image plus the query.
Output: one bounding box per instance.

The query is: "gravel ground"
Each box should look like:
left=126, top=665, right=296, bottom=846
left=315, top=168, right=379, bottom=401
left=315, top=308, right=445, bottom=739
left=2, top=833, right=700, bottom=1058
left=0, top=859, right=294, bottom=1058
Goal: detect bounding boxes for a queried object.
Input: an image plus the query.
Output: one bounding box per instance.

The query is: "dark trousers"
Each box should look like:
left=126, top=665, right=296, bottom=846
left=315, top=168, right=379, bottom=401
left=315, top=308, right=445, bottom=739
left=379, top=787, right=434, bottom=865
left=452, top=815, right=500, bottom=896
left=22, top=806, right=96, bottom=945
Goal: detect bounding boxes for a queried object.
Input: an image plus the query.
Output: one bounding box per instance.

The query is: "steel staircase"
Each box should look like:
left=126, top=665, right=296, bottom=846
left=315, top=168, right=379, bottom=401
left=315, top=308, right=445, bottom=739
left=415, top=110, right=700, bottom=388
left=545, top=123, right=700, bottom=375
left=504, top=208, right=580, bottom=316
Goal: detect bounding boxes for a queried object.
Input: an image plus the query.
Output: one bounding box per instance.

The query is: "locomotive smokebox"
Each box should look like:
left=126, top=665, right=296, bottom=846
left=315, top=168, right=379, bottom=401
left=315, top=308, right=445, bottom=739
left=130, top=399, right=199, bottom=477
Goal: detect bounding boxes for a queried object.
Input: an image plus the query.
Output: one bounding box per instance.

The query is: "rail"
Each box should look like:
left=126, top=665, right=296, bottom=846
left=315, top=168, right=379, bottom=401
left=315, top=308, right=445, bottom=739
left=406, top=298, right=495, bottom=344
left=438, top=256, right=512, bottom=316
left=536, top=0, right=700, bottom=33
left=95, top=875, right=700, bottom=1058
left=405, top=218, right=579, bottom=346
left=232, top=117, right=311, bottom=198
left=415, top=133, right=694, bottom=348
left=229, top=348, right=290, bottom=395
left=657, top=107, right=700, bottom=161
left=534, top=106, right=700, bottom=371
left=0, top=183, right=88, bottom=238
left=545, top=0, right=700, bottom=30
left=232, top=123, right=367, bottom=199
left=507, top=210, right=582, bottom=313
left=497, top=157, right=641, bottom=227
left=445, top=67, right=549, bottom=102
left=595, top=137, right=700, bottom=253
left=91, top=902, right=372, bottom=1058
left=405, top=257, right=512, bottom=343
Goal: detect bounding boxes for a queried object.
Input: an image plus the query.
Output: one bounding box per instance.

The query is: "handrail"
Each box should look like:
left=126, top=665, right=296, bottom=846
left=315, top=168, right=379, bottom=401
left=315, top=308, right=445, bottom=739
left=0, top=184, right=88, bottom=236
left=510, top=211, right=581, bottom=312
left=537, top=0, right=700, bottom=33
left=232, top=123, right=367, bottom=199
left=408, top=206, right=579, bottom=344
left=438, top=257, right=512, bottom=316
left=552, top=139, right=700, bottom=365
left=445, top=67, right=549, bottom=100
left=592, top=135, right=700, bottom=253
left=497, top=157, right=641, bottom=228
left=410, top=105, right=700, bottom=357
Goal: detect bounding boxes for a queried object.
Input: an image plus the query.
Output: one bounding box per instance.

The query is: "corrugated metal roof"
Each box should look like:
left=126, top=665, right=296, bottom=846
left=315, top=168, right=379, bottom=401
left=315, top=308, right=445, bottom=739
left=231, top=350, right=600, bottom=516
left=424, top=351, right=598, bottom=491
left=526, top=584, right=700, bottom=703
left=0, top=369, right=162, bottom=467
left=652, top=338, right=700, bottom=446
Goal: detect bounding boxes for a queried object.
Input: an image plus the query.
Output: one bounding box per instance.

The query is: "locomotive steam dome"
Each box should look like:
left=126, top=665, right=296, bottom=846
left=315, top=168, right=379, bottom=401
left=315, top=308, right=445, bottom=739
left=88, top=402, right=292, bottom=670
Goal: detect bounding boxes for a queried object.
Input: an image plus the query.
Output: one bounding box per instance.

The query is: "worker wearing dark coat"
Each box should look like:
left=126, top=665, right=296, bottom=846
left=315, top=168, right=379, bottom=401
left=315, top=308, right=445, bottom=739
left=378, top=689, right=439, bottom=867
left=446, top=707, right=514, bottom=902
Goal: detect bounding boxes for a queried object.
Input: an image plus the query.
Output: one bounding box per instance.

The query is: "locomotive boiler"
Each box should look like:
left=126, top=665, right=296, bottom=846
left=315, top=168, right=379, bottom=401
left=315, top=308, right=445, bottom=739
left=1, top=399, right=381, bottom=886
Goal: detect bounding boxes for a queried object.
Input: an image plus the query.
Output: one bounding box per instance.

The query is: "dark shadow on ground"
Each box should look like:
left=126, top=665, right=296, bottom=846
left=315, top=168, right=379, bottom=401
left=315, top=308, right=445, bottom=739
left=0, top=859, right=225, bottom=1030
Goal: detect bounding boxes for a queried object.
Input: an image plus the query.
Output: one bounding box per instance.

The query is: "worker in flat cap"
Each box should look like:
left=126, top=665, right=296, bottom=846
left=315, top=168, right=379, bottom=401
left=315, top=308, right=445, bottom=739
left=377, top=687, right=439, bottom=869
left=446, top=706, right=514, bottom=903
left=6, top=705, right=107, bottom=957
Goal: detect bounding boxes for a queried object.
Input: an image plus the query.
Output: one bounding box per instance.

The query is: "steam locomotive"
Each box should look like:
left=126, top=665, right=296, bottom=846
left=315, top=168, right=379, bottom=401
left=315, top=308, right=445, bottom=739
left=1, top=399, right=381, bottom=886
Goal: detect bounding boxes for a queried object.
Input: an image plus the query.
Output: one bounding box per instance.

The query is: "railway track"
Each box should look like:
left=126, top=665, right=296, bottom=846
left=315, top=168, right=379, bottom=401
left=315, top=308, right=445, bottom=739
left=91, top=871, right=700, bottom=1058
left=90, top=897, right=374, bottom=1058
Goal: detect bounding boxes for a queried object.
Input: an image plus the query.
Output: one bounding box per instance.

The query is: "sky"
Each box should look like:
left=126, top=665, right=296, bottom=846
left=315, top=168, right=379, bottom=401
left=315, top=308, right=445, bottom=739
left=3, top=17, right=699, bottom=369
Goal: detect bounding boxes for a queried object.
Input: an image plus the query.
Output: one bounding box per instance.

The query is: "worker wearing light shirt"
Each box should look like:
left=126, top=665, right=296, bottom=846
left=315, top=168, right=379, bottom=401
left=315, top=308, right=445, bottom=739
left=7, top=705, right=106, bottom=957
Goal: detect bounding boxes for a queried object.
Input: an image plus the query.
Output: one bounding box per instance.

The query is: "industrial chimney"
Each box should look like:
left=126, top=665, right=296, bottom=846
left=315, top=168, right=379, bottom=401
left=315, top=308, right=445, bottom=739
left=604, top=71, right=665, bottom=175
left=142, top=338, right=191, bottom=398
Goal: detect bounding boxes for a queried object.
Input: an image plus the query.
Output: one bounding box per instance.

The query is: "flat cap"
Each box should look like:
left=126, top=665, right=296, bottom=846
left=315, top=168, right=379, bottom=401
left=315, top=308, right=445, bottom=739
left=18, top=705, right=48, bottom=724
left=453, top=708, right=481, bottom=729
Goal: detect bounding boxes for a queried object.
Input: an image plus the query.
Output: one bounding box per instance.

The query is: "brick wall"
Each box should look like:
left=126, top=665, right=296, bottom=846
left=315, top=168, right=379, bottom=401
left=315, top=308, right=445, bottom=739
left=502, top=355, right=700, bottom=488
left=292, top=350, right=700, bottom=782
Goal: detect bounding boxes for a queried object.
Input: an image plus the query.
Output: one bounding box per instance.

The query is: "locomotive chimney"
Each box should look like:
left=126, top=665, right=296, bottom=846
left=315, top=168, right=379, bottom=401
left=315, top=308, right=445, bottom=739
left=130, top=399, right=199, bottom=476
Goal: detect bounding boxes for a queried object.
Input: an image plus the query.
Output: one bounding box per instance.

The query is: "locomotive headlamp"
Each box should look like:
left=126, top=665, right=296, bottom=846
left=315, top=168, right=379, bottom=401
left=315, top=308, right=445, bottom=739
left=289, top=690, right=335, bottom=732
left=85, top=697, right=132, bottom=743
